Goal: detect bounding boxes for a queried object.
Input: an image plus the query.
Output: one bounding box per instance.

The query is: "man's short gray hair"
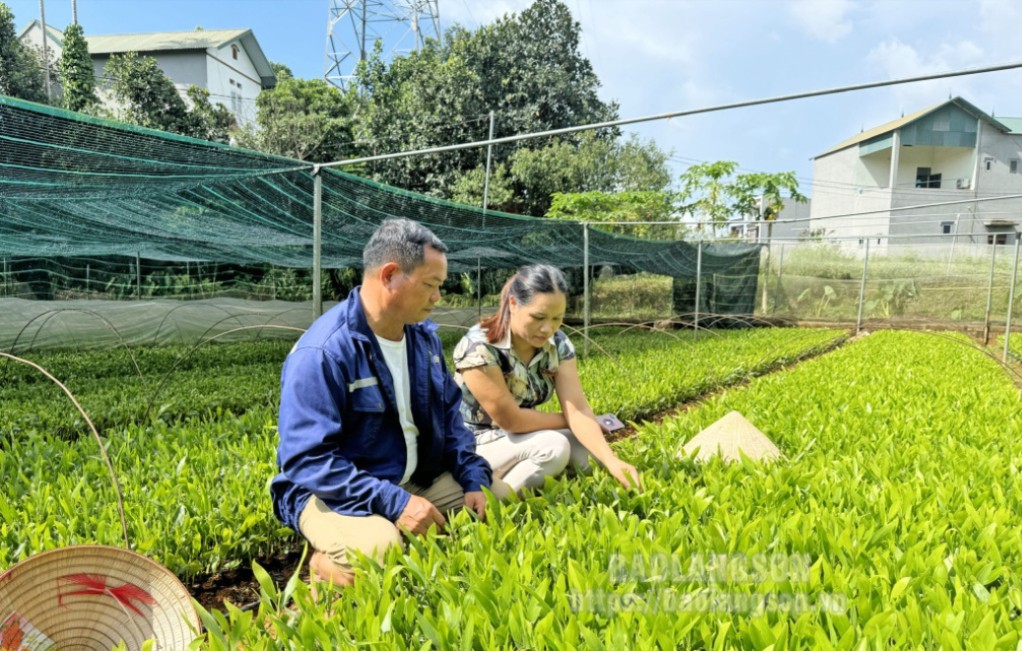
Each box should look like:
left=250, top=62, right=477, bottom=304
left=363, top=218, right=448, bottom=272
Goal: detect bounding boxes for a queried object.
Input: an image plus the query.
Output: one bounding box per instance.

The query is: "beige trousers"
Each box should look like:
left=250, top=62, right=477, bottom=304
left=476, top=427, right=592, bottom=492
left=298, top=472, right=509, bottom=573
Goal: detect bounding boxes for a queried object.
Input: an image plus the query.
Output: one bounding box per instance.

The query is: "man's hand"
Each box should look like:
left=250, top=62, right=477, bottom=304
left=464, top=491, right=486, bottom=520
left=396, top=494, right=446, bottom=537
left=606, top=457, right=643, bottom=492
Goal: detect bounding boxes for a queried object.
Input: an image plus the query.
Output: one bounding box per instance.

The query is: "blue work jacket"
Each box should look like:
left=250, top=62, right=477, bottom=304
left=270, top=287, right=492, bottom=529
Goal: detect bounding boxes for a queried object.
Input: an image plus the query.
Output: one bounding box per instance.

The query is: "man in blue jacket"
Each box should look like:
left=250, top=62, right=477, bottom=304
left=270, top=218, right=505, bottom=587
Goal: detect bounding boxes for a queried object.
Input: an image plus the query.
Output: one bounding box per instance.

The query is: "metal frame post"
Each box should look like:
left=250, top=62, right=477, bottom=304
left=482, top=111, right=495, bottom=213
left=775, top=244, right=786, bottom=315
left=946, top=213, right=961, bottom=275
left=694, top=241, right=703, bottom=337
left=85, top=263, right=90, bottom=297
left=583, top=222, right=590, bottom=356
left=856, top=238, right=871, bottom=333
left=983, top=241, right=998, bottom=345
left=136, top=252, right=141, bottom=299
left=313, top=170, right=323, bottom=318
left=1002, top=233, right=1020, bottom=363
left=476, top=257, right=482, bottom=320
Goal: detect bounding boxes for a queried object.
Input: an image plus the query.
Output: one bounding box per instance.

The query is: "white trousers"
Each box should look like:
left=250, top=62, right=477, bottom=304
left=475, top=427, right=591, bottom=492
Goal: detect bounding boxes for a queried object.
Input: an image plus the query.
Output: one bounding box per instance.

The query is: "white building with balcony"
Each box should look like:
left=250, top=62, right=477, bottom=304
left=809, top=97, right=1022, bottom=250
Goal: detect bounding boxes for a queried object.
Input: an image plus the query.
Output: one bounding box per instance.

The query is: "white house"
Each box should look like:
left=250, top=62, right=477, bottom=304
left=729, top=196, right=812, bottom=243
left=18, top=22, right=276, bottom=126
left=809, top=97, right=1022, bottom=250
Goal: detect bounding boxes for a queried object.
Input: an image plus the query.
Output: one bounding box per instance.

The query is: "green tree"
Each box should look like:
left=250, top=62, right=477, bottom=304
left=235, top=72, right=355, bottom=162
left=354, top=0, right=621, bottom=202
left=356, top=39, right=484, bottom=193
left=547, top=190, right=681, bottom=239
left=0, top=2, right=48, bottom=103
left=58, top=23, right=97, bottom=111
left=185, top=87, right=235, bottom=144
left=105, top=52, right=194, bottom=133
left=450, top=163, right=514, bottom=210
left=677, top=161, right=806, bottom=232
left=104, top=52, right=238, bottom=142
left=503, top=133, right=671, bottom=215
left=447, top=0, right=617, bottom=140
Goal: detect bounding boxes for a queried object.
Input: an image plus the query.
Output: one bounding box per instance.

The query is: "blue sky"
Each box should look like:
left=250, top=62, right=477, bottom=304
left=9, top=0, right=1022, bottom=199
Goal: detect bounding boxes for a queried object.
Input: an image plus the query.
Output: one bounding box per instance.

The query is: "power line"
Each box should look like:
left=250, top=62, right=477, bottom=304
left=318, top=59, right=1022, bottom=169
left=767, top=193, right=1022, bottom=225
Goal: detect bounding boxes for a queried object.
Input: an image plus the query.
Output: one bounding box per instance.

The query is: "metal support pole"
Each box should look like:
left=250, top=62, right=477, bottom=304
left=135, top=252, right=141, bottom=299
left=583, top=223, right=590, bottom=356
left=694, top=241, right=702, bottom=337
left=85, top=264, right=90, bottom=297
left=1002, top=233, right=1020, bottom=363
left=760, top=237, right=770, bottom=314
left=476, top=257, right=482, bottom=321
left=775, top=244, right=786, bottom=315
left=39, top=0, right=52, bottom=103
left=2, top=257, right=7, bottom=295
left=313, top=171, right=324, bottom=318
left=482, top=111, right=495, bottom=213
left=946, top=213, right=961, bottom=275
left=855, top=239, right=870, bottom=333
left=983, top=241, right=998, bottom=345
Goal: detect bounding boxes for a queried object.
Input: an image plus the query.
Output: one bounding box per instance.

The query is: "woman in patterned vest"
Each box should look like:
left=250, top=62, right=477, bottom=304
left=453, top=264, right=642, bottom=494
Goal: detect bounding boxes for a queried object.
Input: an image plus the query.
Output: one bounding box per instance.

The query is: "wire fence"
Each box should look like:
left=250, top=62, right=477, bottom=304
left=2, top=230, right=1019, bottom=357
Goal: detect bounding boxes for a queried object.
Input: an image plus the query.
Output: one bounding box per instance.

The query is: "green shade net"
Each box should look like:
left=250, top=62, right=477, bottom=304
left=0, top=93, right=760, bottom=309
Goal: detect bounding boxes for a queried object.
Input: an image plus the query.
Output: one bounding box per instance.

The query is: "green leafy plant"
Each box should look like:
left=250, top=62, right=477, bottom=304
left=796, top=284, right=837, bottom=317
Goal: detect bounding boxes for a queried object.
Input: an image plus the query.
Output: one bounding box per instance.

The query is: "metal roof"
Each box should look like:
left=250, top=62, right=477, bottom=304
left=18, top=22, right=276, bottom=89
left=993, top=117, right=1022, bottom=134
left=16, top=21, right=64, bottom=47
left=85, top=29, right=250, bottom=54
left=86, top=29, right=276, bottom=88
left=815, top=97, right=1013, bottom=159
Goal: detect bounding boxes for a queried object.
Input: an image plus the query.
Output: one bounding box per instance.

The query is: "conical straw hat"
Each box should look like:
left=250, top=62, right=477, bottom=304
left=681, top=411, right=780, bottom=463
left=0, top=545, right=199, bottom=650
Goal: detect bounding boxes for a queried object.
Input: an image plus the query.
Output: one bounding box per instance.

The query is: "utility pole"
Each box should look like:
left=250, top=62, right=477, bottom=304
left=39, top=0, right=52, bottom=102
left=72, top=0, right=78, bottom=25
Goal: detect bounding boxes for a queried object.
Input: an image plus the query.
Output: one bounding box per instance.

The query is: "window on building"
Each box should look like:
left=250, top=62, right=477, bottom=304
left=231, top=44, right=239, bottom=60
left=1011, top=159, right=1019, bottom=174
left=988, top=233, right=1008, bottom=245
left=915, top=167, right=941, bottom=188
left=231, top=91, right=241, bottom=116
left=941, top=222, right=954, bottom=234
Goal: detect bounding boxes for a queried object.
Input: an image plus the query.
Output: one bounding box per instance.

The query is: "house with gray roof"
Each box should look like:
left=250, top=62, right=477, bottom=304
left=19, top=22, right=275, bottom=126
left=809, top=97, right=1022, bottom=250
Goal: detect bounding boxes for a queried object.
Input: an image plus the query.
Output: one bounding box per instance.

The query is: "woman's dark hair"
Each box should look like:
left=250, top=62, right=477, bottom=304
left=479, top=264, right=569, bottom=344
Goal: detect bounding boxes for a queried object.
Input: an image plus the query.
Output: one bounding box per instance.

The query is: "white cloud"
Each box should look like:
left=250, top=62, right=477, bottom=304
left=788, top=0, right=855, bottom=43
left=439, top=0, right=528, bottom=28
left=978, top=0, right=1022, bottom=58
left=865, top=37, right=990, bottom=111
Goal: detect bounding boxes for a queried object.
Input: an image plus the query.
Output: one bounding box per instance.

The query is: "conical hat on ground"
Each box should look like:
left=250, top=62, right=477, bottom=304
left=0, top=545, right=199, bottom=650
left=681, top=411, right=780, bottom=463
